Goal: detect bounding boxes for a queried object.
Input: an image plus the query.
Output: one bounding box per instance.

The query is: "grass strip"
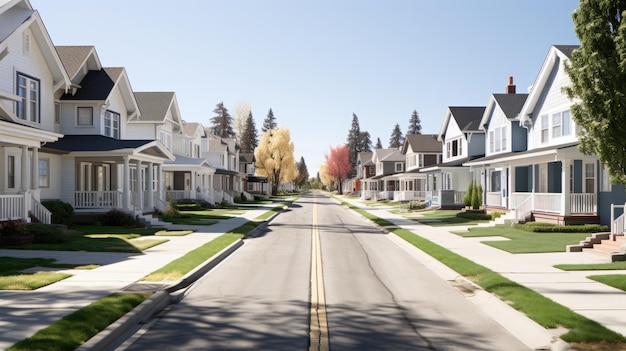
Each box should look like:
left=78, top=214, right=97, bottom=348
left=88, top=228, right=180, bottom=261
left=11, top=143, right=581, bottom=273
left=7, top=293, right=148, bottom=351
left=392, top=227, right=626, bottom=342
left=588, top=274, right=626, bottom=292
left=142, top=221, right=259, bottom=281
left=0, top=272, right=71, bottom=290
left=555, top=261, right=626, bottom=271
left=337, top=200, right=395, bottom=227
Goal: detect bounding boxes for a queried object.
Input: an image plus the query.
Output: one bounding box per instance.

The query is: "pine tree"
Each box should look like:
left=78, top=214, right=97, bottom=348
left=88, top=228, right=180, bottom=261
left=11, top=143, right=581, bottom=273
left=295, top=156, right=309, bottom=188
left=388, top=124, right=404, bottom=149
left=407, top=110, right=422, bottom=135
left=240, top=111, right=258, bottom=153
left=375, top=137, right=383, bottom=149
left=210, top=102, right=235, bottom=138
left=358, top=131, right=372, bottom=153
left=346, top=113, right=361, bottom=169
left=262, top=108, right=277, bottom=132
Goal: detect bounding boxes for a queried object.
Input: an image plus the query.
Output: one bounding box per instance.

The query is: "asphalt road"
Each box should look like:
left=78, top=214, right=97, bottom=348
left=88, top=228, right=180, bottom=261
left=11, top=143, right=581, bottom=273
left=121, top=192, right=530, bottom=350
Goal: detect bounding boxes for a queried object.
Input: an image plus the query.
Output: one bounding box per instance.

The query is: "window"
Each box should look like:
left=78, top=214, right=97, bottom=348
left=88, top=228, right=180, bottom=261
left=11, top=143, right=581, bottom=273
left=446, top=141, right=451, bottom=158
left=182, top=140, right=190, bottom=156
left=551, top=110, right=572, bottom=138
left=16, top=73, right=40, bottom=123
left=395, top=163, right=403, bottom=172
left=159, top=131, right=172, bottom=150
left=562, top=110, right=571, bottom=135
left=104, top=111, right=120, bottom=138
left=538, top=164, right=547, bottom=193
left=38, top=159, right=49, bottom=188
left=55, top=103, right=61, bottom=124
left=585, top=163, right=595, bottom=193
left=491, top=170, right=501, bottom=192
left=540, top=114, right=549, bottom=143
left=495, top=128, right=501, bottom=152
left=77, top=107, right=93, bottom=126
left=489, top=131, right=494, bottom=153
left=552, top=113, right=562, bottom=137
left=7, top=156, right=15, bottom=189
left=452, top=139, right=459, bottom=157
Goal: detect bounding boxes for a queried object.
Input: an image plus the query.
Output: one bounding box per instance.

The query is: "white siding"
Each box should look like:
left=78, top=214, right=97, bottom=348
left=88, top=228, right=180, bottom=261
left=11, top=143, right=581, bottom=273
left=442, top=118, right=466, bottom=163
left=59, top=156, right=76, bottom=205
left=40, top=153, right=63, bottom=200
left=484, top=102, right=509, bottom=157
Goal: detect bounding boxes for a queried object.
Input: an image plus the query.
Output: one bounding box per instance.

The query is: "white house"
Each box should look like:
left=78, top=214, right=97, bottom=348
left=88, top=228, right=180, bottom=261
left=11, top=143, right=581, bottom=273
left=421, top=106, right=485, bottom=208
left=394, top=134, right=442, bottom=202
left=0, top=0, right=70, bottom=224
left=364, top=148, right=405, bottom=201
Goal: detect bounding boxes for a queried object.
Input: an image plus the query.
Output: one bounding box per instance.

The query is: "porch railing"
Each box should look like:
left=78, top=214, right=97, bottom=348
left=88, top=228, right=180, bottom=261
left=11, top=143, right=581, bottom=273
left=571, top=193, right=596, bottom=213
left=486, top=192, right=502, bottom=207
left=611, top=203, right=625, bottom=239
left=154, top=194, right=170, bottom=213
left=30, top=196, right=52, bottom=225
left=533, top=193, right=561, bottom=213
left=0, top=194, right=25, bottom=221
left=513, top=195, right=532, bottom=224
left=74, top=191, right=123, bottom=209
left=393, top=191, right=426, bottom=202
left=165, top=190, right=191, bottom=201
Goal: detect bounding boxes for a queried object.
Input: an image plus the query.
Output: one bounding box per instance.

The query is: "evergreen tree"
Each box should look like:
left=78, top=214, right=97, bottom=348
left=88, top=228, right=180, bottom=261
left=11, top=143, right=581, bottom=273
left=262, top=108, right=277, bottom=132
left=295, top=156, right=309, bottom=188
left=358, top=131, right=372, bottom=153
left=346, top=113, right=361, bottom=169
left=240, top=111, right=259, bottom=153
left=388, top=124, right=404, bottom=149
left=210, top=102, right=235, bottom=138
left=564, top=0, right=626, bottom=183
left=407, top=110, right=422, bottom=135
left=375, top=137, right=383, bottom=149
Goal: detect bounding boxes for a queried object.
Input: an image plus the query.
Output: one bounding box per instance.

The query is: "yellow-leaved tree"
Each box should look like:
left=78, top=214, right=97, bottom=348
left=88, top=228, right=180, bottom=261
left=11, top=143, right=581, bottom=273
left=254, top=127, right=298, bottom=195
left=319, top=163, right=333, bottom=191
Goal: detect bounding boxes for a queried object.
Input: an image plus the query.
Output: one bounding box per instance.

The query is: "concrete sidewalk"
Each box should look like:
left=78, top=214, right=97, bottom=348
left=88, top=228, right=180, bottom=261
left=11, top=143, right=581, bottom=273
left=0, top=208, right=268, bottom=350
left=339, top=196, right=626, bottom=343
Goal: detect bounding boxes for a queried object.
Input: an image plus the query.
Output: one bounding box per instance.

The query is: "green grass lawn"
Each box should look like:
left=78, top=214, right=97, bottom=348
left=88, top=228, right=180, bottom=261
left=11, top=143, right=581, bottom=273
left=0, top=257, right=97, bottom=290
left=454, top=225, right=591, bottom=253
left=413, top=210, right=492, bottom=226
left=555, top=261, right=626, bottom=271
left=588, top=274, right=626, bottom=291
left=7, top=293, right=148, bottom=351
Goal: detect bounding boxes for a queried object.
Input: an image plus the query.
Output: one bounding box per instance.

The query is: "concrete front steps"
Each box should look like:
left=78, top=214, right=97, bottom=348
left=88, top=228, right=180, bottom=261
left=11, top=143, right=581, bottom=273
left=568, top=233, right=626, bottom=261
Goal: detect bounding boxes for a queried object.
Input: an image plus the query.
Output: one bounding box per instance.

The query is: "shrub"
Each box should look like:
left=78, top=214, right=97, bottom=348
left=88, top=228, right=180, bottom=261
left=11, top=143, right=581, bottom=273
left=100, top=209, right=139, bottom=227
left=464, top=181, right=474, bottom=207
left=172, top=199, right=212, bottom=211
left=514, top=222, right=610, bottom=233
left=27, top=224, right=69, bottom=243
left=457, top=210, right=492, bottom=220
left=0, top=220, right=30, bottom=236
left=471, top=183, right=481, bottom=210
left=42, top=199, right=74, bottom=226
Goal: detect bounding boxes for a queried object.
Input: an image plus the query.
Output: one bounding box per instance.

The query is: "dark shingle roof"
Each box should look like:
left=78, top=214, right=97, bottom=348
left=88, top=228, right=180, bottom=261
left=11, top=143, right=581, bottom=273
left=492, top=94, right=528, bottom=119
left=554, top=45, right=579, bottom=58
left=449, top=107, right=485, bottom=131
left=61, top=70, right=114, bottom=100
left=44, top=135, right=152, bottom=152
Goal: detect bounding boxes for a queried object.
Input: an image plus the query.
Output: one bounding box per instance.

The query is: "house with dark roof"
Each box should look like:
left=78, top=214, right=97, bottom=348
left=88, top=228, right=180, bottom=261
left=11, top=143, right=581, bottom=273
left=421, top=106, right=485, bottom=208
left=467, top=45, right=625, bottom=225
left=393, top=134, right=442, bottom=202
left=362, top=148, right=405, bottom=201
left=130, top=93, right=217, bottom=204
left=0, top=0, right=70, bottom=224
left=355, top=151, right=375, bottom=199
left=201, top=131, right=246, bottom=204
left=45, top=45, right=174, bottom=216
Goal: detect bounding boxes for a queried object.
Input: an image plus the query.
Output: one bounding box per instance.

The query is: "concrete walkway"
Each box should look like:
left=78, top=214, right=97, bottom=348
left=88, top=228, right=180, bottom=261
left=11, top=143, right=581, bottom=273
left=0, top=208, right=267, bottom=350
left=339, top=196, right=626, bottom=341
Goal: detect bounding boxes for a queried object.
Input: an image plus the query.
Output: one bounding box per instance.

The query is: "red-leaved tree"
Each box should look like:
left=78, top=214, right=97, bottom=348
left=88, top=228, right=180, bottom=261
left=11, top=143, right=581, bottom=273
left=325, top=144, right=352, bottom=194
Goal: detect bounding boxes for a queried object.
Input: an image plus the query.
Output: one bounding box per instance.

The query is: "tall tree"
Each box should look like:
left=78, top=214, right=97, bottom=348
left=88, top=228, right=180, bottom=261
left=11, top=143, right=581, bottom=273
left=324, top=144, right=352, bottom=194
left=388, top=124, right=404, bottom=149
left=407, top=110, right=422, bottom=135
left=254, top=127, right=298, bottom=195
left=234, top=102, right=251, bottom=144
left=359, top=131, right=373, bottom=153
left=346, top=113, right=361, bottom=169
left=319, top=164, right=333, bottom=190
left=565, top=0, right=626, bottom=183
left=240, top=111, right=258, bottom=153
left=294, top=156, right=309, bottom=188
left=262, top=108, right=277, bottom=132
left=375, top=137, right=383, bottom=149
left=210, top=102, right=235, bottom=138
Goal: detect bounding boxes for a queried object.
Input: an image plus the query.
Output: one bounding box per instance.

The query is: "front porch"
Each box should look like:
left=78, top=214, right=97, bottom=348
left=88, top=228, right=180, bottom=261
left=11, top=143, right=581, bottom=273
left=509, top=192, right=598, bottom=225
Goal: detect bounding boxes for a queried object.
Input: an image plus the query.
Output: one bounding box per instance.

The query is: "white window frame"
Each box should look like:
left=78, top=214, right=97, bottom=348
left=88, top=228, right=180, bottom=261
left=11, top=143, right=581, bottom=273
left=489, top=131, right=494, bottom=153
left=158, top=131, right=172, bottom=150
left=77, top=107, right=94, bottom=126
left=38, top=159, right=50, bottom=188
left=104, top=110, right=120, bottom=139
left=600, top=164, right=611, bottom=192
left=395, top=162, right=403, bottom=172
left=585, top=163, right=595, bottom=193
left=540, top=114, right=549, bottom=143
left=552, top=113, right=562, bottom=137
left=16, top=72, right=40, bottom=123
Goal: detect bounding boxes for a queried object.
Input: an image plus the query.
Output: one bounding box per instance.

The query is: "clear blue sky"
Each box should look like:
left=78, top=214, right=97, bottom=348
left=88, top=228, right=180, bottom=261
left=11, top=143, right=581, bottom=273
left=31, top=0, right=580, bottom=175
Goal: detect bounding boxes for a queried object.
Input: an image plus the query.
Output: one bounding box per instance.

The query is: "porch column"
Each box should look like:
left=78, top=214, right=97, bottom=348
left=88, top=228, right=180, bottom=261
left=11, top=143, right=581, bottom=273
left=136, top=160, right=143, bottom=212
left=31, top=147, right=39, bottom=191
left=155, top=164, right=163, bottom=201
left=21, top=146, right=29, bottom=193
left=146, top=162, right=154, bottom=210
left=123, top=156, right=130, bottom=211
left=191, top=171, right=197, bottom=199
left=562, top=159, right=571, bottom=216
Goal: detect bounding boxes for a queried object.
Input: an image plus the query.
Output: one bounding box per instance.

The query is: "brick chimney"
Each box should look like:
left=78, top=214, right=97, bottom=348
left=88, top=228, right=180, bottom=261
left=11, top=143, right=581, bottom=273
left=505, top=76, right=516, bottom=94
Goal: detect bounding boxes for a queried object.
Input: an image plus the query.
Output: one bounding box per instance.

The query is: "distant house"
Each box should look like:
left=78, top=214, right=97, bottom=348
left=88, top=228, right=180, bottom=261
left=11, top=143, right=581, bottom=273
left=394, top=134, right=442, bottom=202
left=201, top=132, right=247, bottom=203
left=364, top=148, right=405, bottom=201
left=240, top=152, right=267, bottom=196
left=130, top=92, right=216, bottom=204
left=421, top=106, right=485, bottom=208
left=356, top=152, right=375, bottom=199
left=0, top=0, right=70, bottom=223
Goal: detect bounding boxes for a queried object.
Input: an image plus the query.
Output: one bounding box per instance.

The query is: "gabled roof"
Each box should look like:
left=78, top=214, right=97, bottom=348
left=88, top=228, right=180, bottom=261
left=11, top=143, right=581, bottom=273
left=519, top=45, right=579, bottom=126
left=438, top=106, right=485, bottom=141
left=373, top=148, right=404, bottom=162
left=183, top=122, right=203, bottom=138
left=357, top=152, right=373, bottom=166
left=239, top=152, right=255, bottom=163
left=55, top=46, right=100, bottom=79
left=401, top=134, right=441, bottom=154
left=44, top=135, right=175, bottom=160
left=0, top=0, right=33, bottom=44
left=134, top=92, right=175, bottom=122
left=60, top=69, right=113, bottom=100
left=480, top=93, right=528, bottom=129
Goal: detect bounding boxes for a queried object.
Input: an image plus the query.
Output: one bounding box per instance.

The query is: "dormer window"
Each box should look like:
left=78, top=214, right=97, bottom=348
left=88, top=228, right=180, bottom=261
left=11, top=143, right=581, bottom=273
left=16, top=72, right=40, bottom=123
left=395, top=163, right=404, bottom=172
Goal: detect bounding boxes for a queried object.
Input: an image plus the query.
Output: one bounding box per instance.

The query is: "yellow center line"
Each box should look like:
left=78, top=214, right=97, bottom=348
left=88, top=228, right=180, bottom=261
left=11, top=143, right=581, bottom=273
left=310, top=201, right=329, bottom=351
